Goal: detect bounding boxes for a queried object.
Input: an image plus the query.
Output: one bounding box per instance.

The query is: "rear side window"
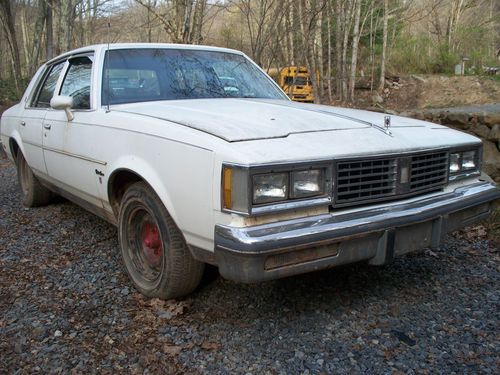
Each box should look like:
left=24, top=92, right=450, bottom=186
left=60, top=56, right=93, bottom=109
left=32, top=62, right=65, bottom=108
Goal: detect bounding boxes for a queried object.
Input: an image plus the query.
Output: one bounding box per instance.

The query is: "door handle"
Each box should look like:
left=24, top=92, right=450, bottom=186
left=20, top=121, right=26, bottom=126
left=43, top=123, right=51, bottom=130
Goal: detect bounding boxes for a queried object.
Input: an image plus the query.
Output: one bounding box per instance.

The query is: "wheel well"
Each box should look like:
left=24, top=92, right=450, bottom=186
left=108, top=169, right=144, bottom=217
left=9, top=138, right=20, bottom=162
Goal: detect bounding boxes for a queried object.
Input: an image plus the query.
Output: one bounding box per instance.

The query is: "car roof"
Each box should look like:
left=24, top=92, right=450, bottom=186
left=46, top=43, right=245, bottom=65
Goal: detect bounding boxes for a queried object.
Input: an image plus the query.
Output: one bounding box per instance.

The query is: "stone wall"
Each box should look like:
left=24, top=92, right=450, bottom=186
left=402, top=108, right=500, bottom=183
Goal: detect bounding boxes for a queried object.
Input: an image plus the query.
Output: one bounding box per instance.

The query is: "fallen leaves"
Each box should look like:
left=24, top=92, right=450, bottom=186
left=132, top=295, right=191, bottom=320
left=163, top=344, right=182, bottom=356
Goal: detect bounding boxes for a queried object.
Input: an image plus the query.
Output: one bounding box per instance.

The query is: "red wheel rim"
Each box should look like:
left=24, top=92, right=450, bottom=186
left=127, top=208, right=165, bottom=283
left=141, top=221, right=163, bottom=267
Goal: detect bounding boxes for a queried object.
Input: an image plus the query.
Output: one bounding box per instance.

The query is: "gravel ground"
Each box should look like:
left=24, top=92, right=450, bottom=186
left=1, top=155, right=499, bottom=374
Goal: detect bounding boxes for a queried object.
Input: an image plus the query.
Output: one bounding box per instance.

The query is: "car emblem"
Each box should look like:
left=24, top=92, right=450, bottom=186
left=384, top=115, right=391, bottom=133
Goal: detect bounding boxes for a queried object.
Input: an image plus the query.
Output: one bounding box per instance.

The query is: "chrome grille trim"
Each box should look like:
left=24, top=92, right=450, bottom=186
left=333, top=151, right=449, bottom=207
left=336, top=158, right=398, bottom=203
left=410, top=152, right=448, bottom=191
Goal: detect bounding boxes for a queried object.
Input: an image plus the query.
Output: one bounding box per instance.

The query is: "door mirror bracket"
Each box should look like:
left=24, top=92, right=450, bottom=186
left=50, top=95, right=74, bottom=121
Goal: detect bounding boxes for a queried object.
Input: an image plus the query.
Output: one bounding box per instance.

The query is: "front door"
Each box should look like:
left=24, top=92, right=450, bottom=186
left=20, top=62, right=65, bottom=176
left=42, top=55, right=103, bottom=208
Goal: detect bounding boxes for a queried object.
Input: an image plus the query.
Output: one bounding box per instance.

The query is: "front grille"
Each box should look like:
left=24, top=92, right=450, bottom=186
left=334, top=151, right=449, bottom=207
left=336, top=158, right=398, bottom=204
left=410, top=152, right=448, bottom=191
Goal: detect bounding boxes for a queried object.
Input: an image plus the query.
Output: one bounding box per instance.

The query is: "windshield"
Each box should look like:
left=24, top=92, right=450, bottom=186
left=102, top=48, right=287, bottom=105
left=294, top=76, right=309, bottom=86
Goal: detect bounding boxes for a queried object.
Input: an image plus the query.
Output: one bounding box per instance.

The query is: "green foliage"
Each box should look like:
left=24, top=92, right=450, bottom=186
left=388, top=34, right=462, bottom=74
left=387, top=20, right=497, bottom=76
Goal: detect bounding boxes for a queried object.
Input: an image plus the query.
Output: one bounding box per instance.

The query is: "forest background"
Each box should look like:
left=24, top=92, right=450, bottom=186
left=1, top=0, right=499, bottom=104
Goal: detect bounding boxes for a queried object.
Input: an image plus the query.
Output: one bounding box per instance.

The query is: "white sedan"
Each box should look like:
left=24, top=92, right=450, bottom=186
left=1, top=43, right=499, bottom=299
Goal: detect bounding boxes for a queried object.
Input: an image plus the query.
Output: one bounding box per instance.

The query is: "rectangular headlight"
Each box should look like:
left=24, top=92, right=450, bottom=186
left=449, top=148, right=481, bottom=177
left=253, top=173, right=288, bottom=204
left=449, top=153, right=461, bottom=173
left=291, top=169, right=324, bottom=198
left=461, top=150, right=476, bottom=170
left=222, top=162, right=332, bottom=215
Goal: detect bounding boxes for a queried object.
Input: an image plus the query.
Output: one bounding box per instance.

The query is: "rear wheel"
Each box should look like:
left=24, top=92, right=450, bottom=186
left=16, top=152, right=52, bottom=207
left=118, top=182, right=204, bottom=299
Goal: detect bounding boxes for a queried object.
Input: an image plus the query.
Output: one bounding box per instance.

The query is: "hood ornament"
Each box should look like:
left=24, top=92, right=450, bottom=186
left=384, top=115, right=392, bottom=135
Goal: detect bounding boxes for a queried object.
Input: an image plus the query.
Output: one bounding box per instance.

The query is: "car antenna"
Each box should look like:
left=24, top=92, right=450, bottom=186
left=105, top=16, right=111, bottom=113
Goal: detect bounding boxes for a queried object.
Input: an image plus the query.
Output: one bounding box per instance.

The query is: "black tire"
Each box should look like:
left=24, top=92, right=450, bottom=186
left=16, top=152, right=52, bottom=207
left=118, top=181, right=204, bottom=299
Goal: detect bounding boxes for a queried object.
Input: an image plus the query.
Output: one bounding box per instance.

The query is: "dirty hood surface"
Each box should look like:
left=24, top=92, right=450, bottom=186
left=113, top=98, right=422, bottom=142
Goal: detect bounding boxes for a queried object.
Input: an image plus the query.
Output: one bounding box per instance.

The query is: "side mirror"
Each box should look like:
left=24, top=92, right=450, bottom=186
left=50, top=95, right=74, bottom=121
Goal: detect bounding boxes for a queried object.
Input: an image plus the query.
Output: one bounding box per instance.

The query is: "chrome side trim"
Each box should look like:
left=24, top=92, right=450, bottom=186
left=215, top=182, right=500, bottom=255
left=42, top=146, right=107, bottom=165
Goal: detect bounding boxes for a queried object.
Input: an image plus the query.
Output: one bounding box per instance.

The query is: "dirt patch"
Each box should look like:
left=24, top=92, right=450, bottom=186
left=351, top=75, right=500, bottom=111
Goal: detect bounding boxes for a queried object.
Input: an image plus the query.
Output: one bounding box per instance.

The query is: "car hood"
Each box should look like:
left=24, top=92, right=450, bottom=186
left=113, top=98, right=437, bottom=142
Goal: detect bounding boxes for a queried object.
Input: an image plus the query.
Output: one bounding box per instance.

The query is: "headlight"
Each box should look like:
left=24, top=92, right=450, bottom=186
left=222, top=164, right=331, bottom=214
left=449, top=153, right=461, bottom=173
left=461, top=151, right=476, bottom=170
left=253, top=173, right=288, bottom=204
left=448, top=148, right=480, bottom=177
left=291, top=169, right=324, bottom=198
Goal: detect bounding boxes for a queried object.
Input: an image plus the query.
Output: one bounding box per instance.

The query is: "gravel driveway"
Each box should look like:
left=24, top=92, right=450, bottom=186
left=1, top=155, right=499, bottom=374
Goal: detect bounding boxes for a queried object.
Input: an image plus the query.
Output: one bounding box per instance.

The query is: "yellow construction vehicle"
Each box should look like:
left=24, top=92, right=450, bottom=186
left=267, top=66, right=314, bottom=103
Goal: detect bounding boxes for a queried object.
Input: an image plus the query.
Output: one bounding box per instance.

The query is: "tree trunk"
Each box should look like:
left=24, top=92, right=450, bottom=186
left=326, top=0, right=332, bottom=103
left=0, top=0, right=22, bottom=94
left=348, top=0, right=361, bottom=102
left=334, top=0, right=343, bottom=100
left=46, top=0, right=54, bottom=60
left=379, top=0, right=388, bottom=91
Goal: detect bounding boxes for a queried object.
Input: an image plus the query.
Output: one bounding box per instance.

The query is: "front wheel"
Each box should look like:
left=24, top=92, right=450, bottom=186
left=118, top=182, right=204, bottom=299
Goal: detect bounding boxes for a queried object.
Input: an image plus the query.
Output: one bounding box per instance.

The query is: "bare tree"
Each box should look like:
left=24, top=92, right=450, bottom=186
left=0, top=0, right=22, bottom=93
left=379, top=0, right=388, bottom=91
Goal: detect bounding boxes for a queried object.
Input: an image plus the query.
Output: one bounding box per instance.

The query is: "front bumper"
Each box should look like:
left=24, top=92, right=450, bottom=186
left=214, top=182, right=500, bottom=283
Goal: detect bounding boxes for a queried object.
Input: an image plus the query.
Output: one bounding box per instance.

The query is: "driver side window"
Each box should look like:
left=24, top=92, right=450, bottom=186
left=60, top=56, right=93, bottom=110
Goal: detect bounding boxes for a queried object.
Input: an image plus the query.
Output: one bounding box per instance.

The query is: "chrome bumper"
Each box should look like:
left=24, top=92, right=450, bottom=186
left=214, top=182, right=500, bottom=283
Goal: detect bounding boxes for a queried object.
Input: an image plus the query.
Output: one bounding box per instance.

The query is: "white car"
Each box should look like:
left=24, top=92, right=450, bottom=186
left=1, top=44, right=499, bottom=299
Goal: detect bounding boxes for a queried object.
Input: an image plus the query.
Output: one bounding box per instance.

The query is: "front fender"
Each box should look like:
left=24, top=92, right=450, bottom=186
left=105, top=146, right=216, bottom=251
left=106, top=155, right=180, bottom=223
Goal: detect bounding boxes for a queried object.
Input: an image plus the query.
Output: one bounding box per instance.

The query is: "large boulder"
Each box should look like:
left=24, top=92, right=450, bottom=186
left=473, top=124, right=491, bottom=139
left=482, top=140, right=500, bottom=179
left=484, top=113, right=500, bottom=127
left=441, top=112, right=469, bottom=129
left=489, top=124, right=500, bottom=143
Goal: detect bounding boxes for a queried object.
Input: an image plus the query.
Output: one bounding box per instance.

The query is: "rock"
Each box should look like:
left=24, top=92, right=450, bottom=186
left=472, top=124, right=491, bottom=140
left=54, top=330, right=63, bottom=338
left=442, top=112, right=469, bottom=128
left=295, top=350, right=305, bottom=359
left=14, top=342, right=23, bottom=354
left=411, top=74, right=426, bottom=83
left=33, top=327, right=47, bottom=339
left=372, top=94, right=383, bottom=104
left=484, top=113, right=500, bottom=127
left=482, top=140, right=500, bottom=179
left=489, top=124, right=500, bottom=142
left=413, top=112, right=425, bottom=120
